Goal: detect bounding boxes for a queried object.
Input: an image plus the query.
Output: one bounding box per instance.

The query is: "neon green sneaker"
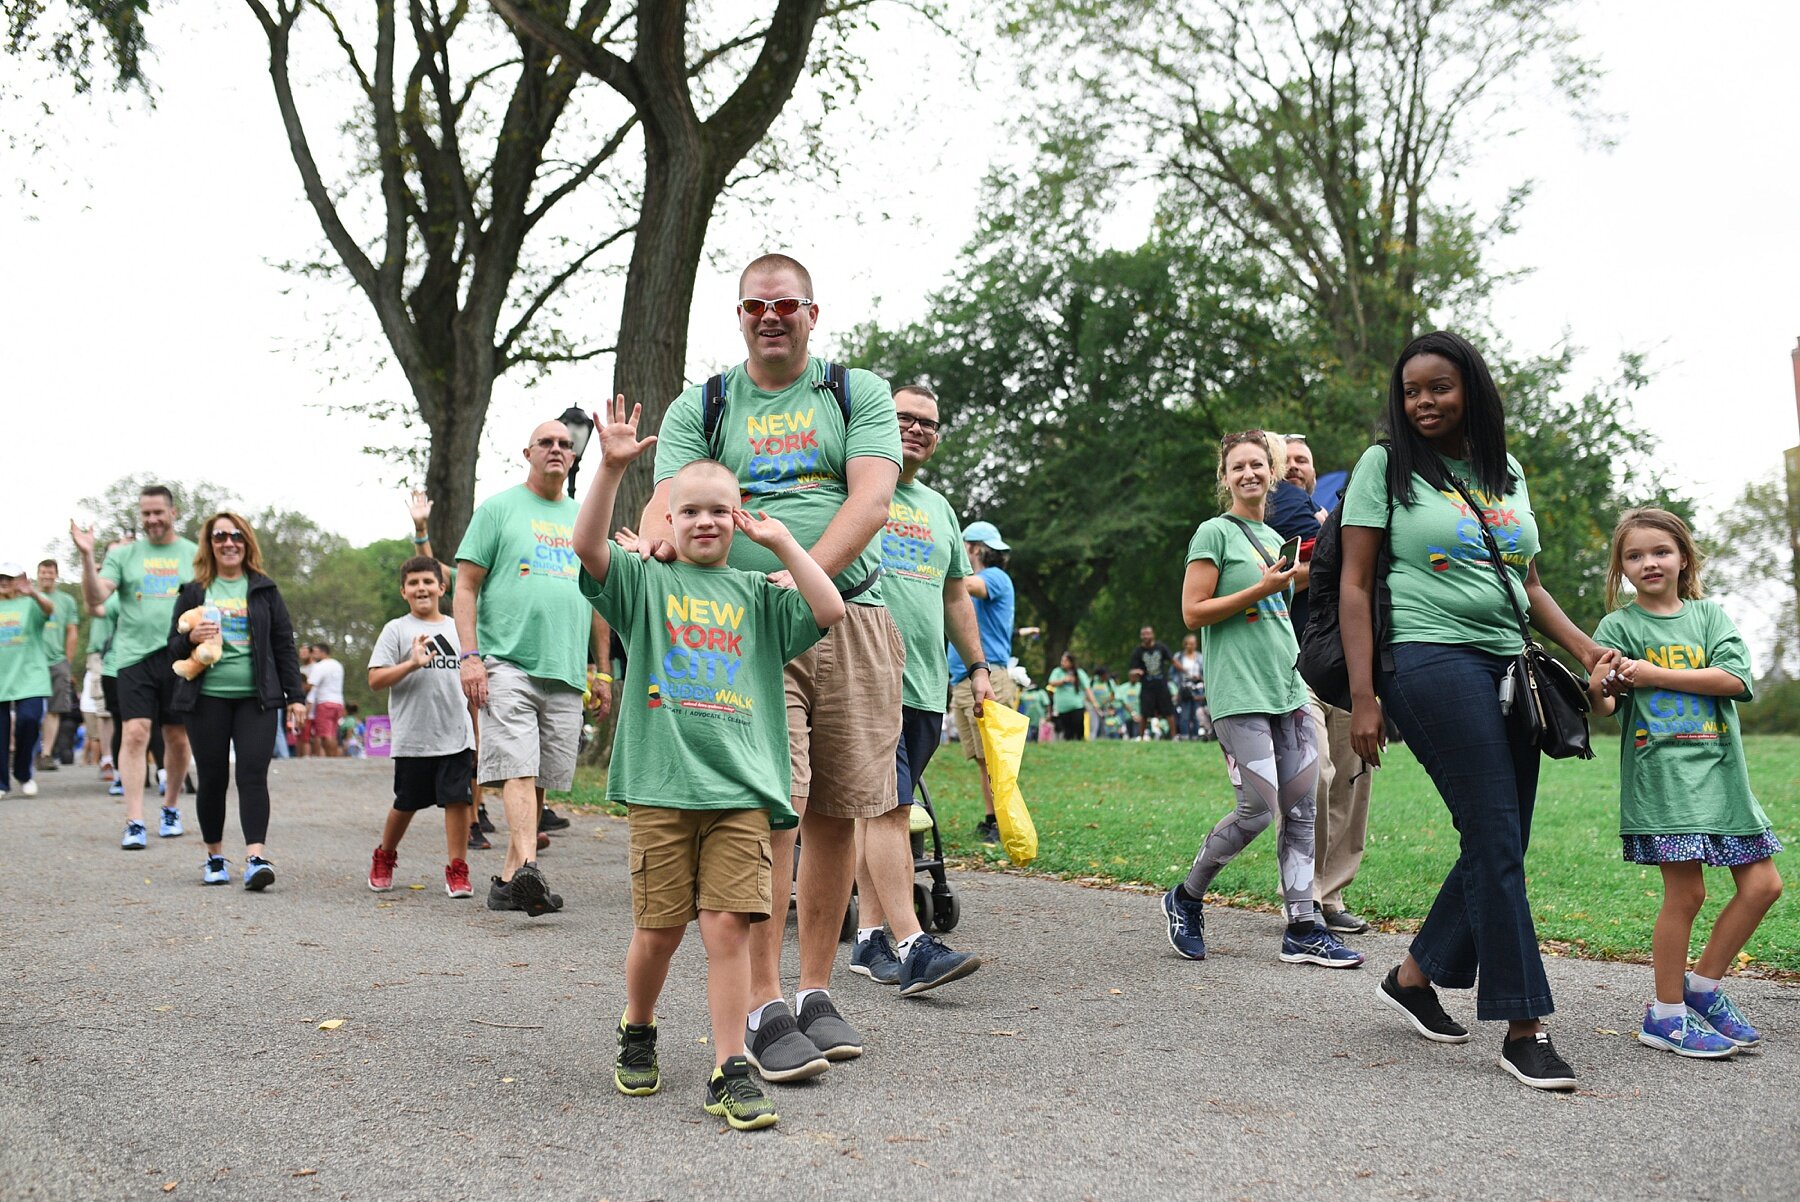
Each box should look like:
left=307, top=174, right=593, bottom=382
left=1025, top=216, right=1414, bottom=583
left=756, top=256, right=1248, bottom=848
left=613, top=1016, right=660, bottom=1096
left=703, top=1056, right=778, bottom=1130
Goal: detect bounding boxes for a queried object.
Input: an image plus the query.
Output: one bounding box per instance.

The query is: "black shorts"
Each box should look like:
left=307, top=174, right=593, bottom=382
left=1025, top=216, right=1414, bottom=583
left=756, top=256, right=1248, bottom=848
left=895, top=706, right=944, bottom=807
left=116, top=651, right=183, bottom=726
left=392, top=750, right=475, bottom=812
left=1140, top=680, right=1176, bottom=720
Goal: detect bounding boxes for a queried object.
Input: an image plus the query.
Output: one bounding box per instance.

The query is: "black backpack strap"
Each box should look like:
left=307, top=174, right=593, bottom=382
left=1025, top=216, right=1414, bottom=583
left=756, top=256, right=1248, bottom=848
left=1222, top=515, right=1277, bottom=566
left=701, top=371, right=729, bottom=458
left=815, top=360, right=852, bottom=427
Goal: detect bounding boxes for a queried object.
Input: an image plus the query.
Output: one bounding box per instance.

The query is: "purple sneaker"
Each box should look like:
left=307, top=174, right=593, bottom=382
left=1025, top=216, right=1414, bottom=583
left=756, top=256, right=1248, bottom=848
left=1639, top=1005, right=1737, bottom=1058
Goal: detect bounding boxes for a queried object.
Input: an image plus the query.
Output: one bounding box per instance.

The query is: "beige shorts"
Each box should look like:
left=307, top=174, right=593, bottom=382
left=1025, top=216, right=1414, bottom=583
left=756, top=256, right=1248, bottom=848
left=785, top=603, right=904, bottom=819
left=627, top=805, right=773, bottom=928
left=951, top=671, right=1020, bottom=761
left=477, top=657, right=582, bottom=791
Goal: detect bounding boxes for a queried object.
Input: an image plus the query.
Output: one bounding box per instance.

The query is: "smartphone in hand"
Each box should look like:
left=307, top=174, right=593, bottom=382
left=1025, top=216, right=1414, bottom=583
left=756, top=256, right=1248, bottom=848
left=1277, top=535, right=1302, bottom=570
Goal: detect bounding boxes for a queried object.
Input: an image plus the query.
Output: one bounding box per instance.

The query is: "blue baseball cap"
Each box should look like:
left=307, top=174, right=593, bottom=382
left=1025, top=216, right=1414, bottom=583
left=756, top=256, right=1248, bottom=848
left=961, top=521, right=1009, bottom=551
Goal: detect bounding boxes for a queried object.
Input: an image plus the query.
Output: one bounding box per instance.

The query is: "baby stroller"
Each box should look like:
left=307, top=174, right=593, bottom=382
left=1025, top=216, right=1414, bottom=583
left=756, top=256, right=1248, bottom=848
left=791, top=780, right=964, bottom=941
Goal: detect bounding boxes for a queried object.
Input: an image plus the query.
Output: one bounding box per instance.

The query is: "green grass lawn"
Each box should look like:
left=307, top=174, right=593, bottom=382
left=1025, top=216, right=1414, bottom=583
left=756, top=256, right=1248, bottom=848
left=558, top=734, right=1800, bottom=975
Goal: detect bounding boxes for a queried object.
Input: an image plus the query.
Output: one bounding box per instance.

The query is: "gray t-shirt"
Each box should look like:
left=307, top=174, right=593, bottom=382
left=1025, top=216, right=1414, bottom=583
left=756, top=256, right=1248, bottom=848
left=370, top=614, right=474, bottom=757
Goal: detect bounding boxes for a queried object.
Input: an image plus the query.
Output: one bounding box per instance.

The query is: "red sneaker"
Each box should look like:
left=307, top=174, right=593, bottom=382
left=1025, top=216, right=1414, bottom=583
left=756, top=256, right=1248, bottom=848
left=369, top=846, right=397, bottom=892
left=445, top=858, right=473, bottom=898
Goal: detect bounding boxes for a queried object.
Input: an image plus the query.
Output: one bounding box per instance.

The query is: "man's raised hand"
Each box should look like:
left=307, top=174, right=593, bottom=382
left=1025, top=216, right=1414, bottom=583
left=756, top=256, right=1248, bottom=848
left=69, top=520, right=96, bottom=556
left=596, top=394, right=657, bottom=467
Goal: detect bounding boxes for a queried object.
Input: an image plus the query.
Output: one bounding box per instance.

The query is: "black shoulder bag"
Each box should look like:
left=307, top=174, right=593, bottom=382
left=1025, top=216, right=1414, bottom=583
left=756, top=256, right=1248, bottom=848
left=1298, top=443, right=1395, bottom=711
left=1446, top=477, right=1594, bottom=761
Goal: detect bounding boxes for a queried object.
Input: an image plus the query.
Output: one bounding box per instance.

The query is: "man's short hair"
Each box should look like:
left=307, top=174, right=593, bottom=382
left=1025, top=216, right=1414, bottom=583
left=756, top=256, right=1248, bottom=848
left=313, top=642, right=333, bottom=656
left=140, top=485, right=174, bottom=505
left=739, top=253, right=814, bottom=297
left=399, top=555, right=445, bottom=585
left=894, top=382, right=938, bottom=404
left=37, top=559, right=58, bottom=572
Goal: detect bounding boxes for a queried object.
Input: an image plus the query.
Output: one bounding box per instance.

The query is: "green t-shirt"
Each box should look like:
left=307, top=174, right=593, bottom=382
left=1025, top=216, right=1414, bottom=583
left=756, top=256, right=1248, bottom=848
left=456, top=485, right=589, bottom=690
left=199, top=575, right=255, bottom=699
left=1185, top=515, right=1307, bottom=720
left=579, top=552, right=826, bottom=829
left=1048, top=667, right=1090, bottom=715
left=96, top=593, right=122, bottom=675
left=42, top=588, right=78, bottom=665
left=880, top=481, right=970, bottom=712
left=0, top=596, right=51, bottom=703
left=1341, top=445, right=1539, bottom=659
left=1021, top=688, right=1049, bottom=724
left=652, top=360, right=901, bottom=604
left=101, top=537, right=199, bottom=670
left=87, top=598, right=114, bottom=660
left=1116, top=680, right=1142, bottom=718
left=1593, top=600, right=1771, bottom=838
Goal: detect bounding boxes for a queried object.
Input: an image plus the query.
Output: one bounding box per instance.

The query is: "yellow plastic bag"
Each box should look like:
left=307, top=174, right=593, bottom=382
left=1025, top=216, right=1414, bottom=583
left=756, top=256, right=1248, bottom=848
left=976, top=702, right=1036, bottom=866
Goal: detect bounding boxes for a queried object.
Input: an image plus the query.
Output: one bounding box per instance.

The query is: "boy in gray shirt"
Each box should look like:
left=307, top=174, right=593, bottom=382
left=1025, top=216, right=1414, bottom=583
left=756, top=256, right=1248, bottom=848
left=366, top=556, right=478, bottom=898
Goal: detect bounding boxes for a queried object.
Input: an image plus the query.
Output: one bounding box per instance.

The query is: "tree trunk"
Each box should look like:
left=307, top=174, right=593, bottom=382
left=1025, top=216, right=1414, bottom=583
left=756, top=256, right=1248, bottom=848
left=420, top=374, right=491, bottom=561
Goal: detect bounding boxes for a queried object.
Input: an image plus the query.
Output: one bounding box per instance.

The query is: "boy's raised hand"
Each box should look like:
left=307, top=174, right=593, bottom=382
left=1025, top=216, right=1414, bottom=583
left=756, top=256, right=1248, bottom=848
left=596, top=393, right=657, bottom=467
left=732, top=507, right=796, bottom=552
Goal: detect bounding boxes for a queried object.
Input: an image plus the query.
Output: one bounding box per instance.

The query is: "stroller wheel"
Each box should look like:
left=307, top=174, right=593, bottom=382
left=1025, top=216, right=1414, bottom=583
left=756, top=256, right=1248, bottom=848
left=932, top=887, right=960, bottom=933
left=911, top=881, right=934, bottom=932
left=839, top=891, right=860, bottom=943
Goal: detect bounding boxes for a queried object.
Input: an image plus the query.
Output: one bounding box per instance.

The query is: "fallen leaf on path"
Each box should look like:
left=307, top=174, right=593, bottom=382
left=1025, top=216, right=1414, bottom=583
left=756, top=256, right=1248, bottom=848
left=162, top=1182, right=177, bottom=1192
left=885, top=1135, right=928, bottom=1144
left=1595, top=1028, right=1621, bottom=1036
left=408, top=884, right=425, bottom=891
left=988, top=1030, right=1019, bottom=1037
left=1108, top=989, right=1123, bottom=995
left=153, top=1005, right=172, bottom=1012
left=501, top=1077, right=516, bottom=1083
left=144, top=879, right=151, bottom=885
left=291, top=1169, right=316, bottom=1178
left=317, top=1019, right=346, bottom=1030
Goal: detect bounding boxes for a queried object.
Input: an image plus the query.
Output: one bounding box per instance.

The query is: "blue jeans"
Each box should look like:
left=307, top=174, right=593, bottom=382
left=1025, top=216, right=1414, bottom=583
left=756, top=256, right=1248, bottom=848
left=1379, top=643, right=1552, bottom=1021
left=0, top=696, right=48, bottom=790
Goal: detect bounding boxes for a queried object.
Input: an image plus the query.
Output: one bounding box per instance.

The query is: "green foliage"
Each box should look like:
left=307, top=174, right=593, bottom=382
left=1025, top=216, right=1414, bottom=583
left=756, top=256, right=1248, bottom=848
left=4, top=0, right=150, bottom=93
left=1706, top=462, right=1800, bottom=682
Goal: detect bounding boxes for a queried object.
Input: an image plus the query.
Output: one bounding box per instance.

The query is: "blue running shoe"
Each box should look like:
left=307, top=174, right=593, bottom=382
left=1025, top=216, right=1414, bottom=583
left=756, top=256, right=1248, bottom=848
left=1279, top=924, right=1366, bottom=968
left=243, top=856, right=276, bottom=892
left=1639, top=1005, right=1737, bottom=1058
left=107, top=780, right=124, bottom=797
left=850, top=929, right=902, bottom=984
left=1685, top=976, right=1762, bottom=1048
left=897, top=933, right=981, bottom=997
left=1161, top=887, right=1206, bottom=960
left=121, top=821, right=148, bottom=850
left=159, top=807, right=184, bottom=838
left=201, top=855, right=230, bottom=886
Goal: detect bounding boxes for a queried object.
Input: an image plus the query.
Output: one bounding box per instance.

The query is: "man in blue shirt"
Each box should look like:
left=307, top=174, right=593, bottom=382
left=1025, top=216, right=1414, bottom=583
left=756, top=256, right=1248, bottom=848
left=947, top=521, right=1016, bottom=844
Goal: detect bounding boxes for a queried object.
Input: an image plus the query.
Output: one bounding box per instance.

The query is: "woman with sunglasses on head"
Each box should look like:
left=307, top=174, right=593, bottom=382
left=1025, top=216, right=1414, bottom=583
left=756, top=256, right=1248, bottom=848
left=166, top=513, right=307, bottom=890
left=1340, top=331, right=1603, bottom=1091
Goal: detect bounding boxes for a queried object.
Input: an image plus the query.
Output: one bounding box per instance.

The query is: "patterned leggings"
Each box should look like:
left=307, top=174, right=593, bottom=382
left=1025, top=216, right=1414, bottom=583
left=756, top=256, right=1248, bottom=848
left=1185, top=708, right=1320, bottom=924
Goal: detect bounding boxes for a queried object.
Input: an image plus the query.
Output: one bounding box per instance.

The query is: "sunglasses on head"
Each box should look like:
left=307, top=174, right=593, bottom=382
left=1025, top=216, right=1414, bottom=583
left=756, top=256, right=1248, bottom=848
left=738, top=296, right=812, bottom=318
left=211, top=530, right=246, bottom=545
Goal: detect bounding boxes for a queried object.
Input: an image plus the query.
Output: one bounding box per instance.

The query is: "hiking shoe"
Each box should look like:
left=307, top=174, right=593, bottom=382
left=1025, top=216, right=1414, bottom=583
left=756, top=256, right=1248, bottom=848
left=445, top=859, right=473, bottom=898
left=1280, top=924, right=1366, bottom=968
left=107, top=779, right=124, bottom=797
left=368, top=846, right=397, bottom=892
left=1639, top=1006, right=1738, bottom=1059
left=1377, top=966, right=1471, bottom=1043
left=536, top=832, right=551, bottom=851
left=704, top=1056, right=778, bottom=1130
left=1685, top=977, right=1762, bottom=1048
left=897, top=933, right=981, bottom=997
left=1323, top=907, right=1369, bottom=934
left=614, top=1017, right=661, bottom=1095
left=159, top=807, right=184, bottom=838
left=487, top=863, right=561, bottom=917
left=201, top=855, right=230, bottom=886
left=121, top=821, right=148, bottom=850
left=539, top=806, right=571, bottom=832
left=21, top=779, right=38, bottom=797
left=1499, top=1032, right=1577, bottom=1090
left=976, top=817, right=999, bottom=845
left=243, top=856, right=276, bottom=891
left=796, top=992, right=864, bottom=1059
left=477, top=804, right=496, bottom=833
left=468, top=822, right=491, bottom=851
left=1161, top=887, right=1207, bottom=960
left=850, top=929, right=901, bottom=984
left=744, top=1001, right=829, bottom=1082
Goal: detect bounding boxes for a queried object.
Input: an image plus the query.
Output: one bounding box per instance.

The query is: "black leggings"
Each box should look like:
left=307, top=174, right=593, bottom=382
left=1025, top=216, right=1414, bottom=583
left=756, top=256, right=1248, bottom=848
left=1053, top=709, right=1086, bottom=741
left=187, top=693, right=277, bottom=845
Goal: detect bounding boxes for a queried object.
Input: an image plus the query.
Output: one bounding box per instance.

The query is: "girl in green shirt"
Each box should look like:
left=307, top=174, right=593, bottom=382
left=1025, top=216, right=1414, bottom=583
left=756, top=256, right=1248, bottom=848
left=1047, top=652, right=1099, bottom=741
left=1164, top=432, right=1363, bottom=970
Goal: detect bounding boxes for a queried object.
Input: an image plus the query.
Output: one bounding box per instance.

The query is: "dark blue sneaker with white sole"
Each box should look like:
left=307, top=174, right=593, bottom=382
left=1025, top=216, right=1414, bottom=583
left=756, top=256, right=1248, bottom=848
left=1279, top=924, right=1365, bottom=968
left=1161, top=887, right=1206, bottom=960
left=897, top=933, right=980, bottom=997
left=850, top=929, right=902, bottom=984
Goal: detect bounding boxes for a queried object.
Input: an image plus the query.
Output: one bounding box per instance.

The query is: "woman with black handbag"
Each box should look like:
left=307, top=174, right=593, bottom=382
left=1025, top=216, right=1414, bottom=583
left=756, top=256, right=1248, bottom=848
left=1339, top=331, right=1603, bottom=1091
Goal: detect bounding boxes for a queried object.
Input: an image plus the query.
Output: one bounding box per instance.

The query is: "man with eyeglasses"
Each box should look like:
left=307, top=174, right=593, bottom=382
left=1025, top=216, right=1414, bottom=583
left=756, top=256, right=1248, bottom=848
left=636, top=253, right=919, bottom=1081
left=455, top=419, right=611, bottom=917
left=71, top=485, right=197, bottom=849
left=1283, top=433, right=1374, bottom=936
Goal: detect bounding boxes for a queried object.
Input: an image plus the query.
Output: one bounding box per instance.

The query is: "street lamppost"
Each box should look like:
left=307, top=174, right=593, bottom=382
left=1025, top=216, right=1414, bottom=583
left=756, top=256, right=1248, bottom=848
left=558, top=405, right=594, bottom=499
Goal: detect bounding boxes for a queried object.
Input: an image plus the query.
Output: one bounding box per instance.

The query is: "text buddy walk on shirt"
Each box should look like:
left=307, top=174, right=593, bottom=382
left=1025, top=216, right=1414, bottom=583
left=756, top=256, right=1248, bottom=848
left=881, top=481, right=970, bottom=711
left=456, top=485, right=590, bottom=690
left=101, top=537, right=199, bottom=670
left=653, top=361, right=901, bottom=603
left=580, top=553, right=827, bottom=829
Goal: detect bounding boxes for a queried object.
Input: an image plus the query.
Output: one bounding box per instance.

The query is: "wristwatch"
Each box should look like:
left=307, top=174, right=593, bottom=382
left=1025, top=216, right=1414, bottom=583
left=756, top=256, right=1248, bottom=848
left=969, top=661, right=991, bottom=674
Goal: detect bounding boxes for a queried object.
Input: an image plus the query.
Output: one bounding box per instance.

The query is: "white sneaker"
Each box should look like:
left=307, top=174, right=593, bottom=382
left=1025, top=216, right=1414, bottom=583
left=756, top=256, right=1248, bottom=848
left=21, top=780, right=37, bottom=797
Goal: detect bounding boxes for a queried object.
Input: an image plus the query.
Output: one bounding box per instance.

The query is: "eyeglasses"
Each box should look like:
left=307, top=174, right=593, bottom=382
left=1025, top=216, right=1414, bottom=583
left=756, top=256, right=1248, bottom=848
left=210, top=530, right=246, bottom=545
left=534, top=437, right=575, bottom=451
left=738, top=296, right=812, bottom=318
left=897, top=413, right=941, bottom=435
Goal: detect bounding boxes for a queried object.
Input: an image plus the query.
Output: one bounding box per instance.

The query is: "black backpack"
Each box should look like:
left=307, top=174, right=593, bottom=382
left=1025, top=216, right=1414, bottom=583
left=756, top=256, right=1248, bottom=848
left=701, top=361, right=852, bottom=458
left=1297, top=442, right=1394, bottom=711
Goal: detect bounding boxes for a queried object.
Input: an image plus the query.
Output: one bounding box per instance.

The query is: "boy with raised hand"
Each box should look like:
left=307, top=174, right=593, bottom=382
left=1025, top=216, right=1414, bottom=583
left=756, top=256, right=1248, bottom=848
left=366, top=556, right=478, bottom=899
left=572, top=396, right=846, bottom=1131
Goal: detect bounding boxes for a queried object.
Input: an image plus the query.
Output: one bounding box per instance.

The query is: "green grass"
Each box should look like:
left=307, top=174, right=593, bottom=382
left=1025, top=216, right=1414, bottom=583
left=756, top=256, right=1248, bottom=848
left=559, top=734, right=1800, bottom=975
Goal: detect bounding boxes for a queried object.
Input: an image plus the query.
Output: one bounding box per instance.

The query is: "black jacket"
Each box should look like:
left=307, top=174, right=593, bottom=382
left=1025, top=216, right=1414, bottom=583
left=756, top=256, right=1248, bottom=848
left=166, top=572, right=306, bottom=714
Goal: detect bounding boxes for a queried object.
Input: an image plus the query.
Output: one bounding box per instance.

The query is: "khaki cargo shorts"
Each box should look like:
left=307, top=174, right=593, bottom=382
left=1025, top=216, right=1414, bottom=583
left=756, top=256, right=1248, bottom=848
left=627, top=804, right=773, bottom=928
left=951, top=670, right=1019, bottom=762
left=784, top=603, right=904, bottom=819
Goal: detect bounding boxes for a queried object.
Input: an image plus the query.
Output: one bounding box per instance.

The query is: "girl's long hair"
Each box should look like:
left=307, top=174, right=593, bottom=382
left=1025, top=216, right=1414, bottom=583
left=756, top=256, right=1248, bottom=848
left=192, top=511, right=266, bottom=588
left=1383, top=330, right=1517, bottom=505
left=1605, top=507, right=1706, bottom=609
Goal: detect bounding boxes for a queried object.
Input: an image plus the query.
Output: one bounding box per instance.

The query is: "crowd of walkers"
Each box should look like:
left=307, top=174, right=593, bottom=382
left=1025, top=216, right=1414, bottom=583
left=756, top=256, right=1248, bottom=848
left=2, top=261, right=1784, bottom=1126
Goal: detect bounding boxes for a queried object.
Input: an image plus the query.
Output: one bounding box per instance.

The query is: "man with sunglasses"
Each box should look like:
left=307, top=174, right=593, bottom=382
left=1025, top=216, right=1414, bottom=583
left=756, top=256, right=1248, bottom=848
left=71, top=485, right=197, bottom=849
left=637, top=253, right=915, bottom=1080
left=455, top=419, right=611, bottom=917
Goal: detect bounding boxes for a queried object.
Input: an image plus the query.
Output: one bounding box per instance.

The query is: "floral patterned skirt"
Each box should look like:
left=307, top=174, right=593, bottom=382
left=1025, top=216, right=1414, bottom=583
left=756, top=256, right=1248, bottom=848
left=1622, top=829, right=1784, bottom=867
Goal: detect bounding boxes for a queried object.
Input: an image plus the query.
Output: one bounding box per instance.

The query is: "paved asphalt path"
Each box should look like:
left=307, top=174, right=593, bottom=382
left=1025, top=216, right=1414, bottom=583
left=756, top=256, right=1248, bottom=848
left=3, top=758, right=1796, bottom=1201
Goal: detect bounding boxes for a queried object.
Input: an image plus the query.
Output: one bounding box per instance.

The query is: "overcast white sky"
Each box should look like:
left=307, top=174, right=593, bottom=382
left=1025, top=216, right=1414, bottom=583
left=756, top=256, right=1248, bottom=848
left=5, top=0, right=1798, bottom=572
